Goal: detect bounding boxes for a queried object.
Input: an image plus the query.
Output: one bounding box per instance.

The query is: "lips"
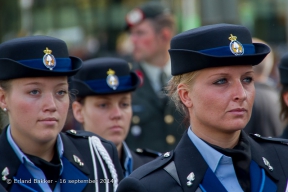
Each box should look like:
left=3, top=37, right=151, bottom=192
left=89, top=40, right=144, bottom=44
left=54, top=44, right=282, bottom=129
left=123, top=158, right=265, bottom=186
left=228, top=108, right=247, bottom=112
left=39, top=117, right=58, bottom=122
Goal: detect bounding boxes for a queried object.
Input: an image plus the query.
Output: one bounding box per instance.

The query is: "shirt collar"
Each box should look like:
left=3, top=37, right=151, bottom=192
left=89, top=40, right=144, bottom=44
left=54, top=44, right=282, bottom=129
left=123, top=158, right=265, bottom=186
left=6, top=125, right=64, bottom=170
left=187, top=127, right=224, bottom=172
left=141, top=61, right=171, bottom=91
left=122, top=142, right=133, bottom=177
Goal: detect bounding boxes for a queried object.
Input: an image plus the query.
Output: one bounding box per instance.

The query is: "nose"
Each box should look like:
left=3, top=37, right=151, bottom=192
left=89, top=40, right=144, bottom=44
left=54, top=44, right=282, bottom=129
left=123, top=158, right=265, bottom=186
left=233, top=81, right=247, bottom=102
left=43, top=93, right=57, bottom=112
left=110, top=106, right=122, bottom=120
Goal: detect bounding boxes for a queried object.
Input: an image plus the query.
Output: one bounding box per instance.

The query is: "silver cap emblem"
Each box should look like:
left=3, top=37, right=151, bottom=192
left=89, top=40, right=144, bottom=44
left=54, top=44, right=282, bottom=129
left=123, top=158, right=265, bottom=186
left=228, top=34, right=244, bottom=56
left=43, top=47, right=56, bottom=70
left=106, top=69, right=119, bottom=90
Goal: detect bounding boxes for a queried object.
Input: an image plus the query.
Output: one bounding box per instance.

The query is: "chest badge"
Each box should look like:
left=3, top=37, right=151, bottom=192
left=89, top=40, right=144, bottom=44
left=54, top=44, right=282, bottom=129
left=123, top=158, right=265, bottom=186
left=262, top=157, right=273, bottom=171
left=106, top=69, right=119, bottom=90
left=43, top=47, right=56, bottom=70
left=2, top=167, right=9, bottom=181
left=186, top=172, right=195, bottom=186
left=228, top=34, right=244, bottom=56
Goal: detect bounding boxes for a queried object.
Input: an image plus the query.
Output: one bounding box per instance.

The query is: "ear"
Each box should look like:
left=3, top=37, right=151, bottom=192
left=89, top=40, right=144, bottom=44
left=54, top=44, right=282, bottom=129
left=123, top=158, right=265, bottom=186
left=0, top=87, right=8, bottom=110
left=283, top=92, right=288, bottom=106
left=177, top=84, right=193, bottom=108
left=72, top=101, right=84, bottom=123
left=160, top=28, right=172, bottom=42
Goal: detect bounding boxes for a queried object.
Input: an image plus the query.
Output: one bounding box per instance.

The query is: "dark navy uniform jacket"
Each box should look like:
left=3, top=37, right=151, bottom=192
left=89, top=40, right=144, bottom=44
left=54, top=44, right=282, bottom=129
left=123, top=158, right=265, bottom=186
left=0, top=127, right=124, bottom=192
left=126, top=63, right=186, bottom=153
left=117, top=131, right=288, bottom=192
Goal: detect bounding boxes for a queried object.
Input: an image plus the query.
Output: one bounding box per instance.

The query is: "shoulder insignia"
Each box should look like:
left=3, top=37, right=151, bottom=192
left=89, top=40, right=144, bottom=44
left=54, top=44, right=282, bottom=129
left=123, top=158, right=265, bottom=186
left=135, top=148, right=162, bottom=157
left=249, top=133, right=288, bottom=145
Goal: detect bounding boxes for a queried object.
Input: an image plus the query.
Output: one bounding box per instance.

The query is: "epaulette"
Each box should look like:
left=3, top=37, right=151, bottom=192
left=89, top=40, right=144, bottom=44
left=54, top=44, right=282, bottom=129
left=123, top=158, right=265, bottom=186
left=65, top=129, right=95, bottom=138
left=249, top=133, right=288, bottom=146
left=135, top=148, right=162, bottom=157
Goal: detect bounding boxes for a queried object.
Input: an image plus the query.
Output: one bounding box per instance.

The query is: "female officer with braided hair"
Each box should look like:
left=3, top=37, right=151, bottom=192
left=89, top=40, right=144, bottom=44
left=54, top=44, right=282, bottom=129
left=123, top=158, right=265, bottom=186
left=117, top=24, right=288, bottom=192
left=0, top=35, right=123, bottom=192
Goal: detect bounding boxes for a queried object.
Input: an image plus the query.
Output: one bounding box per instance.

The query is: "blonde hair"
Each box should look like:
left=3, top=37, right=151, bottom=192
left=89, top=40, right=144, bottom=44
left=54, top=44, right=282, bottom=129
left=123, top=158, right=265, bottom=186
left=166, top=71, right=199, bottom=124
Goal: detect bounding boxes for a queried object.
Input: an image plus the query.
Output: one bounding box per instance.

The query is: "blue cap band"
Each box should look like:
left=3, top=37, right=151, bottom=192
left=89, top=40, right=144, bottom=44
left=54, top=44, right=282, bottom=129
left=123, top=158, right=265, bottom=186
left=199, top=44, right=255, bottom=56
left=18, top=58, right=72, bottom=71
left=85, top=75, right=133, bottom=93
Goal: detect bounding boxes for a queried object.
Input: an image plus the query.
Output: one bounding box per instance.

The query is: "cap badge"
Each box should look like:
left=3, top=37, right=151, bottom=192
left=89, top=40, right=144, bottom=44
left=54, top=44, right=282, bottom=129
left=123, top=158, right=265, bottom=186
left=106, top=69, right=119, bottom=90
left=228, top=34, right=244, bottom=56
left=43, top=47, right=56, bottom=70
left=126, top=8, right=144, bottom=26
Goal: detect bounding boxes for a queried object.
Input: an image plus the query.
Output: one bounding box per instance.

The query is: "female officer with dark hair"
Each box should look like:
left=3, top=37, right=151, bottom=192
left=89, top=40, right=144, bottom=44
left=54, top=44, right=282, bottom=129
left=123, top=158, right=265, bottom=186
left=71, top=57, right=160, bottom=178
left=0, top=36, right=123, bottom=192
left=117, top=24, right=288, bottom=192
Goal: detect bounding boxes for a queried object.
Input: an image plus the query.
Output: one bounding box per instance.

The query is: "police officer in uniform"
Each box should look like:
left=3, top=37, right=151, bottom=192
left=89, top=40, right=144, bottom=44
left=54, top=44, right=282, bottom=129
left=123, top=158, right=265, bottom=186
left=278, top=53, right=288, bottom=138
left=71, top=57, right=160, bottom=177
left=117, top=24, right=288, bottom=192
left=125, top=1, right=185, bottom=153
left=0, top=36, right=123, bottom=192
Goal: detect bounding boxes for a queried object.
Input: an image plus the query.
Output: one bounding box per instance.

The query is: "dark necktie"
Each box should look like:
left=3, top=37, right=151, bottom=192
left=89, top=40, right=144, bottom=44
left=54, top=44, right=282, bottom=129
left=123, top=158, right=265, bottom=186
left=205, top=132, right=251, bottom=192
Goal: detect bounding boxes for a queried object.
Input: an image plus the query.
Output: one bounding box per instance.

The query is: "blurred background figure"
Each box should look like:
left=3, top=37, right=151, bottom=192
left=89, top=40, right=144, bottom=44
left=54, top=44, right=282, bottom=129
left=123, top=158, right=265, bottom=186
left=278, top=53, right=288, bottom=138
left=244, top=37, right=284, bottom=137
left=72, top=58, right=160, bottom=177
left=124, top=1, right=185, bottom=152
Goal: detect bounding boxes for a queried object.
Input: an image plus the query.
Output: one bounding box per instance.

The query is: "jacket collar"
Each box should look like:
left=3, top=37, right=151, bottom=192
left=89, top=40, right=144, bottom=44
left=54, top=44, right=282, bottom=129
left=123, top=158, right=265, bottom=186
left=173, top=131, right=208, bottom=192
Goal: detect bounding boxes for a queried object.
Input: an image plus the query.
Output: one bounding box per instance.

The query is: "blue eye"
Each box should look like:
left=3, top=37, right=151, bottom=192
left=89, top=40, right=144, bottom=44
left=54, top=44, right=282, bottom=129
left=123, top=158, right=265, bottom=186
left=243, top=77, right=253, bottom=83
left=30, top=90, right=39, bottom=95
left=57, top=90, right=67, bottom=96
left=214, top=78, right=227, bottom=85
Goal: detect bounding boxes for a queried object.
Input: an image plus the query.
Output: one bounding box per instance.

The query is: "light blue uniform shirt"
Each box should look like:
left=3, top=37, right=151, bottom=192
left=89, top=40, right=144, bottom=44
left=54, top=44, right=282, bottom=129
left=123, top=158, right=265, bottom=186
left=187, top=128, right=243, bottom=192
left=122, top=142, right=133, bottom=177
left=7, top=125, right=64, bottom=192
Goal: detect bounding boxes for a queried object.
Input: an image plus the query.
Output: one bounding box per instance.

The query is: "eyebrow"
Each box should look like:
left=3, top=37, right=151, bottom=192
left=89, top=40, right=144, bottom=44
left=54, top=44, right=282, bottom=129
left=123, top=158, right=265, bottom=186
left=23, top=82, right=68, bottom=86
left=207, top=70, right=254, bottom=78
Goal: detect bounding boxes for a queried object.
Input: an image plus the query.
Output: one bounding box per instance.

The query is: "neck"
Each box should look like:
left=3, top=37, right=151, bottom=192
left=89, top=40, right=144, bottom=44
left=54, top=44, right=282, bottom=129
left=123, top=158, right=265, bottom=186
left=191, top=126, right=241, bottom=149
left=10, top=129, right=56, bottom=161
left=145, top=50, right=170, bottom=68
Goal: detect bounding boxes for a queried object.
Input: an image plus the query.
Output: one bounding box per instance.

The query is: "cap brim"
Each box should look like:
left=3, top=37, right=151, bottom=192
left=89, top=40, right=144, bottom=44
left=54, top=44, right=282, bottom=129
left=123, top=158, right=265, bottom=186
left=169, top=43, right=270, bottom=75
left=72, top=72, right=140, bottom=96
left=0, top=56, right=82, bottom=80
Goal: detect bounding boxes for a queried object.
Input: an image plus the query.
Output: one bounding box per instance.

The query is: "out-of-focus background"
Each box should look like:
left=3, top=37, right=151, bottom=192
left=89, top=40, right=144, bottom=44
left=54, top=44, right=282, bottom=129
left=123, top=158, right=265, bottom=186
left=2, top=0, right=288, bottom=74
left=1, top=0, right=288, bottom=129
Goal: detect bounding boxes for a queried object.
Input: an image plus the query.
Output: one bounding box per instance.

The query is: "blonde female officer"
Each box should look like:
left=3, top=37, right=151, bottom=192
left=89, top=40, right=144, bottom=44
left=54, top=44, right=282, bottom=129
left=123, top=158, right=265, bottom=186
left=117, top=24, right=288, bottom=192
left=0, top=36, right=123, bottom=192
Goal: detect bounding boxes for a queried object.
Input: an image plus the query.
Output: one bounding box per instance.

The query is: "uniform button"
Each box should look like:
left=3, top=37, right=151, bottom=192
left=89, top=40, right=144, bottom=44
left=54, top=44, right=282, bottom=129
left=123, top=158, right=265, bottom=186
left=164, top=115, right=174, bottom=124
left=132, top=115, right=140, bottom=124
left=131, top=125, right=142, bottom=136
left=166, top=135, right=175, bottom=145
left=70, top=129, right=77, bottom=134
left=254, top=133, right=261, bottom=137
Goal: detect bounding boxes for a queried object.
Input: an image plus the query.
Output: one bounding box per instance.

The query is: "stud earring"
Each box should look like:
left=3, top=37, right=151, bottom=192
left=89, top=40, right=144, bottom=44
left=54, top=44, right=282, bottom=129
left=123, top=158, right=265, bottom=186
left=3, top=108, right=7, bottom=112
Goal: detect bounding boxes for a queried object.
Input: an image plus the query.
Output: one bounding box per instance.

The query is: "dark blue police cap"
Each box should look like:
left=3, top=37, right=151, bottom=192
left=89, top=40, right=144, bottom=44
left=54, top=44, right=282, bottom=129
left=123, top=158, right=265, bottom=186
left=0, top=35, right=82, bottom=80
left=278, top=53, right=288, bottom=84
left=72, top=57, right=140, bottom=96
left=125, top=1, right=170, bottom=30
left=169, top=23, right=270, bottom=76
